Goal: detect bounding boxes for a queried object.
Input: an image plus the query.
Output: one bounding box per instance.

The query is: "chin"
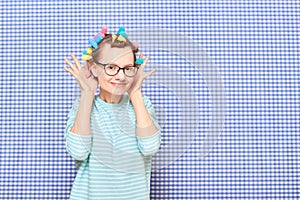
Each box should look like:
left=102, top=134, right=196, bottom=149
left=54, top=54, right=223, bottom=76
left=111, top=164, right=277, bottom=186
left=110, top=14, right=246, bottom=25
left=111, top=91, right=126, bottom=96
left=111, top=84, right=132, bottom=95
left=110, top=87, right=128, bottom=96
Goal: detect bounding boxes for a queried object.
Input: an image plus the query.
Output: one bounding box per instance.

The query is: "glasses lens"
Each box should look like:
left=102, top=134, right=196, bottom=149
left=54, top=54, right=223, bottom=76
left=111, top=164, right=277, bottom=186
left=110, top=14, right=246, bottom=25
left=124, top=66, right=138, bottom=77
left=105, top=64, right=119, bottom=76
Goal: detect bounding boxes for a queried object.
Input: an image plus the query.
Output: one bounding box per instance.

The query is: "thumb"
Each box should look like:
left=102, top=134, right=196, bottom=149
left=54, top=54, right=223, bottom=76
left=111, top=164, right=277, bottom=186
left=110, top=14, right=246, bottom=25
left=84, top=61, right=92, bottom=78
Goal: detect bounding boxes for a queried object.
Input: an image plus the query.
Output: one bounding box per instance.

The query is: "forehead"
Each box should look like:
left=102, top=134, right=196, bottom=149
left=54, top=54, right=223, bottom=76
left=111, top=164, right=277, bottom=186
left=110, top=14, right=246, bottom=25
left=99, top=44, right=134, bottom=64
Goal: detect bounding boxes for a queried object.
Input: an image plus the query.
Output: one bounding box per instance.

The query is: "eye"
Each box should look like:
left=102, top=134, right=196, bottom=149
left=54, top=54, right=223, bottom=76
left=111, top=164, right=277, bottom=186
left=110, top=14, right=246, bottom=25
left=107, top=64, right=118, bottom=70
left=125, top=66, right=134, bottom=71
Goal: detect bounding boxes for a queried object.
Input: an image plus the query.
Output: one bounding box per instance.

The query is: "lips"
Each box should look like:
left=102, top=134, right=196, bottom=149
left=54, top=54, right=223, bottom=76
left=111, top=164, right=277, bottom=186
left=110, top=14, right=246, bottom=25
left=111, top=82, right=127, bottom=87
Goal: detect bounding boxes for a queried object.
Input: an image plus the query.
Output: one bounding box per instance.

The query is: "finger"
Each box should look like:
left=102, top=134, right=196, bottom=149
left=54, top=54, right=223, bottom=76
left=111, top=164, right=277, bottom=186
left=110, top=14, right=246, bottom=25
left=142, top=56, right=150, bottom=66
left=137, top=64, right=145, bottom=74
left=64, top=57, right=73, bottom=67
left=84, top=61, right=92, bottom=78
left=64, top=57, right=79, bottom=73
left=144, top=68, right=156, bottom=79
left=64, top=66, right=78, bottom=79
left=138, top=55, right=149, bottom=72
left=84, top=60, right=89, bottom=70
left=70, top=54, right=82, bottom=71
left=138, top=53, right=144, bottom=59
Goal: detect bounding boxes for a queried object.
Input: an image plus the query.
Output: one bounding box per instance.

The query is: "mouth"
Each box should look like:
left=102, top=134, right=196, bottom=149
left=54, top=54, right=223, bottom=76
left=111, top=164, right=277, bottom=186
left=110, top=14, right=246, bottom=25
left=111, top=82, right=127, bottom=87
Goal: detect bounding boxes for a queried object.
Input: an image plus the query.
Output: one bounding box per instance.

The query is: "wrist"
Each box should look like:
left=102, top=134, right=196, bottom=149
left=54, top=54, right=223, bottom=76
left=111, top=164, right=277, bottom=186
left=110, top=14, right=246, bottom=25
left=81, top=90, right=95, bottom=97
left=129, top=89, right=142, bottom=101
left=81, top=91, right=95, bottom=104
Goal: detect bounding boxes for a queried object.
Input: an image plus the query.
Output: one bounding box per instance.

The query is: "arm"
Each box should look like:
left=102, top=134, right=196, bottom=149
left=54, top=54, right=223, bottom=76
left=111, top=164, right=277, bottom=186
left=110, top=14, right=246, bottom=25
left=131, top=90, right=158, bottom=138
left=64, top=54, right=98, bottom=160
left=129, top=55, right=161, bottom=156
left=64, top=54, right=98, bottom=136
left=129, top=55, right=157, bottom=137
left=70, top=91, right=94, bottom=135
left=132, top=92, right=161, bottom=156
left=64, top=95, right=93, bottom=161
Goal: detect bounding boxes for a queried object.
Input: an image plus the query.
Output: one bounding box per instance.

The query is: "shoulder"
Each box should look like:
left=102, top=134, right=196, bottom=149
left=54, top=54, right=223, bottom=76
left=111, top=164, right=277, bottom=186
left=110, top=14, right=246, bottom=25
left=70, top=94, right=98, bottom=111
left=68, top=96, right=81, bottom=112
left=142, top=94, right=154, bottom=109
left=142, top=94, right=150, bottom=102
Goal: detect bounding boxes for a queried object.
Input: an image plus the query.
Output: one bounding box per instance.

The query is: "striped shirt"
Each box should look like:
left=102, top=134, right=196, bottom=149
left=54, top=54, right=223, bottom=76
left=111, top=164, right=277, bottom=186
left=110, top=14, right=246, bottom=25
left=64, top=94, right=161, bottom=200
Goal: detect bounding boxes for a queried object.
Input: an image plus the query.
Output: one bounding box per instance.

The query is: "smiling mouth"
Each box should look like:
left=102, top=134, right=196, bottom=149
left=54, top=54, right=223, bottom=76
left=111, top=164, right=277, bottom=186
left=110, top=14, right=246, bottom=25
left=111, top=82, right=127, bottom=87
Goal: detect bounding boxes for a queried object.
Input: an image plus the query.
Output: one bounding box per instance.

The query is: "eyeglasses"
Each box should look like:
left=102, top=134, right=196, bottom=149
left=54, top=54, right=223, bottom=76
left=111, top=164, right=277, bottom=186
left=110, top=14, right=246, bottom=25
left=94, top=61, right=139, bottom=77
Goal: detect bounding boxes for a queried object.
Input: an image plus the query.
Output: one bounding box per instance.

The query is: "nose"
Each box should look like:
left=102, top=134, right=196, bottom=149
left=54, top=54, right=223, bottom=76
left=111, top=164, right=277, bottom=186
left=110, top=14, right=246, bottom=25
left=115, top=69, right=126, bottom=80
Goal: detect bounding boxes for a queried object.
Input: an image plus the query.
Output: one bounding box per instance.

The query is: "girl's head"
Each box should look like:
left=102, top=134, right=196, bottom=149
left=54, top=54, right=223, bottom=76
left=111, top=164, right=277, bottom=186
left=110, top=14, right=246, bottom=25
left=91, top=33, right=138, bottom=64
left=84, top=28, right=141, bottom=97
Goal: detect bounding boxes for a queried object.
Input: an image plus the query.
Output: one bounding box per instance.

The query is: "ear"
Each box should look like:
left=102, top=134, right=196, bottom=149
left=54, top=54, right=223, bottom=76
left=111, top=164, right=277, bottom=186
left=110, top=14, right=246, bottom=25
left=88, top=62, right=99, bottom=78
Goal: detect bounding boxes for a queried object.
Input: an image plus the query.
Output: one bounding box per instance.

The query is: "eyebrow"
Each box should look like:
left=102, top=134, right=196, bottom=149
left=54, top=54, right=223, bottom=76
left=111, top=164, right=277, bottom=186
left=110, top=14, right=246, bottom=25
left=109, top=62, right=134, bottom=67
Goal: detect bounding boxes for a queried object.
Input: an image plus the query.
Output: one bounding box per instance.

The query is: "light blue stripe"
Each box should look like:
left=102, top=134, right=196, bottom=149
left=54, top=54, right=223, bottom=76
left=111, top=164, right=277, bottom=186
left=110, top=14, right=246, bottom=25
left=65, top=94, right=161, bottom=199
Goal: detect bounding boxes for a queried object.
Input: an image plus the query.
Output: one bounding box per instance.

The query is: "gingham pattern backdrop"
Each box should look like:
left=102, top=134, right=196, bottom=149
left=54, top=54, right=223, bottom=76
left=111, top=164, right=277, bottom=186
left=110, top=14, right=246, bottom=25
left=1, top=1, right=299, bottom=199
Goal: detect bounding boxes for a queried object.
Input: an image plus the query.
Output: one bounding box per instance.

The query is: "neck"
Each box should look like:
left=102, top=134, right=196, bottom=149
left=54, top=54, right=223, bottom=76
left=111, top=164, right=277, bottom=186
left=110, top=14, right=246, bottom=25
left=99, top=89, right=123, bottom=104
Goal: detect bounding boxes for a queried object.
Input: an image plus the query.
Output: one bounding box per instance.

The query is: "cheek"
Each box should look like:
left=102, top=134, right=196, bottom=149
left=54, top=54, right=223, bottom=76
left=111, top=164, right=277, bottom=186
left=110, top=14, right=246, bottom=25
left=126, top=76, right=135, bottom=84
left=125, top=78, right=135, bottom=89
left=98, top=72, right=111, bottom=85
left=99, top=69, right=109, bottom=80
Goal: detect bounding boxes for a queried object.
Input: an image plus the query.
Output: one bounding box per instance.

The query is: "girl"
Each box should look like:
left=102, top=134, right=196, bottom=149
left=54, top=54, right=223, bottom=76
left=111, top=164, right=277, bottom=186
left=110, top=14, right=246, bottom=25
left=63, top=27, right=161, bottom=199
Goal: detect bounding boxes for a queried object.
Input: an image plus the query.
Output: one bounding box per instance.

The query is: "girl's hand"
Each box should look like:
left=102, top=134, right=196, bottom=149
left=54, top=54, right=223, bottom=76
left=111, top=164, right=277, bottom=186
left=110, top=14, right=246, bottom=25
left=128, top=54, right=156, bottom=98
left=64, top=54, right=98, bottom=93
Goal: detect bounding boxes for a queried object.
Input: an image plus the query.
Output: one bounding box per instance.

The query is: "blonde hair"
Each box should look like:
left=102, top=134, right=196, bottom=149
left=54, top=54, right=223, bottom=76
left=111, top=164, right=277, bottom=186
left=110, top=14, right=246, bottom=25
left=90, top=34, right=139, bottom=64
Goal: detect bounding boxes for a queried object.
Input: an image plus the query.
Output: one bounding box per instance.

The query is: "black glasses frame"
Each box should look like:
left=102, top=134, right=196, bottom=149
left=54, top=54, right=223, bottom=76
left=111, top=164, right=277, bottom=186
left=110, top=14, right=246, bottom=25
left=94, top=61, right=139, bottom=77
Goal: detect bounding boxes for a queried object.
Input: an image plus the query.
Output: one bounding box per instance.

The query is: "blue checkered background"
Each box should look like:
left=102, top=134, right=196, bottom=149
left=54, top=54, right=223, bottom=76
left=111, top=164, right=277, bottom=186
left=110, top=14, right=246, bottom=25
left=1, top=1, right=299, bottom=199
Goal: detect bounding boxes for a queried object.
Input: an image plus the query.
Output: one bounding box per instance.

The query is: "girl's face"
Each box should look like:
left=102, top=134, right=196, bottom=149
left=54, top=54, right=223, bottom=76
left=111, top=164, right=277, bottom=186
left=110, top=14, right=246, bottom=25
left=92, top=44, right=135, bottom=96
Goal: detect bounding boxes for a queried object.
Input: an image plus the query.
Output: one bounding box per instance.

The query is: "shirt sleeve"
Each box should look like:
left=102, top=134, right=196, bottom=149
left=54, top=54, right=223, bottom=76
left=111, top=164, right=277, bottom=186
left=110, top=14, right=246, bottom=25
left=64, top=97, right=92, bottom=161
left=136, top=95, right=162, bottom=156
